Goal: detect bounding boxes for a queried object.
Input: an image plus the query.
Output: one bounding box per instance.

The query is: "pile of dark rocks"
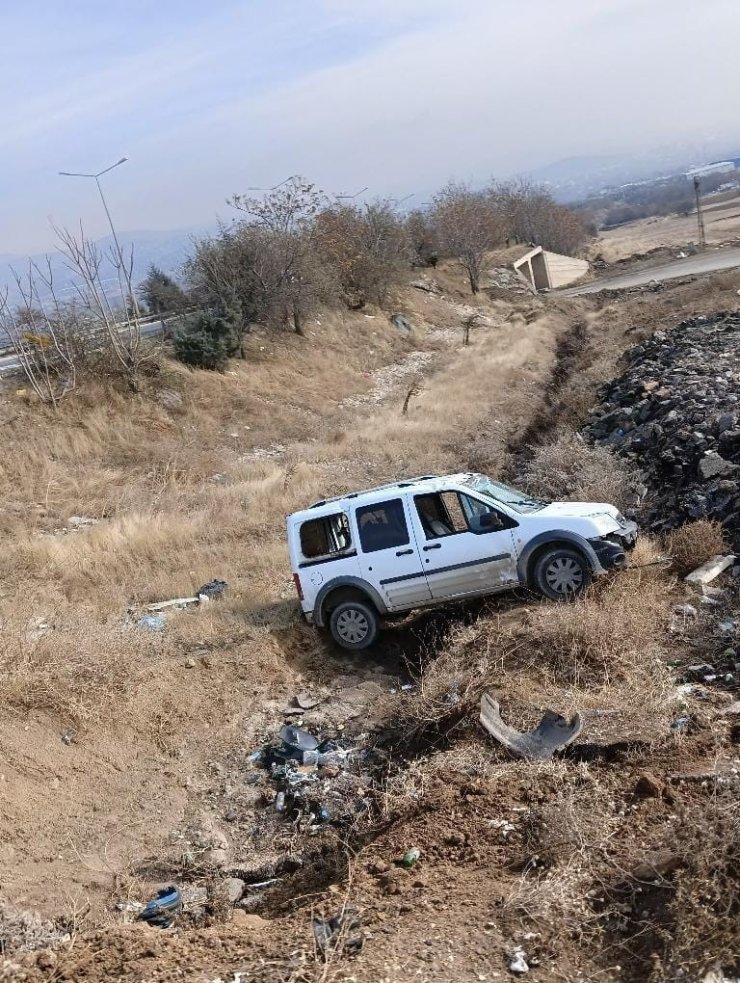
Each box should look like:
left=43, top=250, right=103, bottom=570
left=586, top=311, right=740, bottom=540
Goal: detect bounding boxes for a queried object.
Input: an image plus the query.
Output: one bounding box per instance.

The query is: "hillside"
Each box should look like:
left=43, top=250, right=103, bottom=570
left=1, top=262, right=740, bottom=981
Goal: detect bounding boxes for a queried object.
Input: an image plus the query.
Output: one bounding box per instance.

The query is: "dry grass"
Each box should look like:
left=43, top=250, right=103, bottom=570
left=519, top=432, right=636, bottom=508
left=665, top=519, right=728, bottom=576
left=520, top=562, right=673, bottom=689
left=658, top=784, right=740, bottom=979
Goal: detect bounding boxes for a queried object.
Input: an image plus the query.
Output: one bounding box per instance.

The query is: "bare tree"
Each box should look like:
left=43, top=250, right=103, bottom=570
left=55, top=224, right=152, bottom=391
left=0, top=263, right=81, bottom=407
left=405, top=208, right=439, bottom=267
left=315, top=199, right=408, bottom=308
left=228, top=177, right=333, bottom=336
left=431, top=182, right=508, bottom=294
left=494, top=178, right=588, bottom=256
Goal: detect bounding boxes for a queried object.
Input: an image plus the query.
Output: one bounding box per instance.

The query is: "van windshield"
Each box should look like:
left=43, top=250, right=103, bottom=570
left=463, top=475, right=548, bottom=513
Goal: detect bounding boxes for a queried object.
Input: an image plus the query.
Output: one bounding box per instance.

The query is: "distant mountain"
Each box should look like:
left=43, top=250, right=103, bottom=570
left=0, top=223, right=214, bottom=308
left=525, top=154, right=678, bottom=202
left=527, top=139, right=740, bottom=201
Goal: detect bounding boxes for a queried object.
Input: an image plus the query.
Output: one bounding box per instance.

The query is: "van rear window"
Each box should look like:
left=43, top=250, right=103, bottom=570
left=300, top=513, right=352, bottom=560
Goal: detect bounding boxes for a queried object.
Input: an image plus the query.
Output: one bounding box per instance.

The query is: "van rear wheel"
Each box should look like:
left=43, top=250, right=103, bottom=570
left=329, top=600, right=379, bottom=650
left=534, top=546, right=591, bottom=600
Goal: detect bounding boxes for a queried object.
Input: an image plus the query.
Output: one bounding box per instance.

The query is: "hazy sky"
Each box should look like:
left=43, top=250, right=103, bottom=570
left=2, top=0, right=738, bottom=254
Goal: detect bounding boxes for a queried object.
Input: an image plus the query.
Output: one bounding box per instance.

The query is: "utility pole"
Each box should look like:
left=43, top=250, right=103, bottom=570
left=693, top=176, right=707, bottom=250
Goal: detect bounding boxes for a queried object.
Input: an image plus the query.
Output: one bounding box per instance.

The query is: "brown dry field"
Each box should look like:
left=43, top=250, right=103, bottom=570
left=2, top=262, right=740, bottom=982
left=592, top=189, right=740, bottom=263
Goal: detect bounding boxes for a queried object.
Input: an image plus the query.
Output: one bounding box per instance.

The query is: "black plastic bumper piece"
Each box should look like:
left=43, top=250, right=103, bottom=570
left=590, top=537, right=628, bottom=570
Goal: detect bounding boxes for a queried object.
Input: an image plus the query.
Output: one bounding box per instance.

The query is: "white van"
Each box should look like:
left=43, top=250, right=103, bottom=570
left=287, top=473, right=637, bottom=650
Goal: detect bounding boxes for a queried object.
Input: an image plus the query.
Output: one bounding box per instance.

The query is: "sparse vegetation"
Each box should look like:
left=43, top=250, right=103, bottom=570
left=665, top=518, right=728, bottom=575
left=520, top=432, right=635, bottom=508
left=173, top=311, right=240, bottom=370
left=3, top=183, right=740, bottom=983
left=139, top=264, right=190, bottom=315
left=431, top=180, right=508, bottom=294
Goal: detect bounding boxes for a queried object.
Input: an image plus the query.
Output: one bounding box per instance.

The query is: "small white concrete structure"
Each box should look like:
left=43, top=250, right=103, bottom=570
left=513, top=246, right=589, bottom=292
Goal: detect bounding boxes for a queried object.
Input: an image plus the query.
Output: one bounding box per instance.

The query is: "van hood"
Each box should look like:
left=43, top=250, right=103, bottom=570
left=536, top=502, right=621, bottom=521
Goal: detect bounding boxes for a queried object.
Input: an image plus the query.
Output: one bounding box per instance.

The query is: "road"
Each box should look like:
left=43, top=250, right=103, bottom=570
left=558, top=246, right=740, bottom=296
left=0, top=317, right=171, bottom=376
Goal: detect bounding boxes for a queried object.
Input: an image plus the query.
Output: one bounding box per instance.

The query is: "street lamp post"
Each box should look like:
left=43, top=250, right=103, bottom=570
left=59, top=157, right=129, bottom=267
left=59, top=157, right=140, bottom=314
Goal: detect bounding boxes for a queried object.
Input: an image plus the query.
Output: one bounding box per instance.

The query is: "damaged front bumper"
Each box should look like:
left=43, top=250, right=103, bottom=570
left=590, top=520, right=639, bottom=572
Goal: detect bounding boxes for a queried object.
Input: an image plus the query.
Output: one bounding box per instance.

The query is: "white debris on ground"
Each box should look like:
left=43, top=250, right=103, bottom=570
left=0, top=897, right=69, bottom=953
left=341, top=350, right=436, bottom=408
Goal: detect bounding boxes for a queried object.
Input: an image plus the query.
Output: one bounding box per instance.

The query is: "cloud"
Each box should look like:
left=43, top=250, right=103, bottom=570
left=2, top=0, right=740, bottom=253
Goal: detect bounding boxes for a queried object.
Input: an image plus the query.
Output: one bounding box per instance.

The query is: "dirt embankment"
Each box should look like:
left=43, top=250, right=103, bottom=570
left=4, top=267, right=740, bottom=982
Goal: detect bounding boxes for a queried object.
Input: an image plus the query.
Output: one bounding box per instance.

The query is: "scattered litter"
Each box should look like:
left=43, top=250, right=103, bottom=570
left=390, top=313, right=413, bottom=335
left=312, top=909, right=363, bottom=957
left=685, top=554, right=736, bottom=588
left=146, top=597, right=198, bottom=612
left=145, top=580, right=227, bottom=613
left=251, top=722, right=376, bottom=833
left=671, top=716, right=691, bottom=732
left=138, top=886, right=182, bottom=928
left=401, top=847, right=420, bottom=869
left=197, top=578, right=227, bottom=601
left=508, top=946, right=529, bottom=974
left=61, top=729, right=76, bottom=746
left=240, top=878, right=279, bottom=891
left=116, top=900, right=144, bottom=913
left=685, top=663, right=716, bottom=681
left=675, top=682, right=708, bottom=699
left=138, top=614, right=166, bottom=631
left=480, top=693, right=583, bottom=760
left=488, top=818, right=516, bottom=841
left=718, top=619, right=737, bottom=635
left=673, top=603, right=698, bottom=619
left=295, top=693, right=319, bottom=710
left=278, top=725, right=319, bottom=754
left=67, top=515, right=98, bottom=528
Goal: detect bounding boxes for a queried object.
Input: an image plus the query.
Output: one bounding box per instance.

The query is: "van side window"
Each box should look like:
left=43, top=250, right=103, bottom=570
left=356, top=498, right=410, bottom=553
left=416, top=491, right=516, bottom=537
left=300, top=512, right=352, bottom=560
left=415, top=492, right=468, bottom=538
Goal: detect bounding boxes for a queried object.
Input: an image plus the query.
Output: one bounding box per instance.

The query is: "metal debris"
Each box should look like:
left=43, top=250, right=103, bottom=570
left=480, top=693, right=583, bottom=760
left=138, top=886, right=182, bottom=928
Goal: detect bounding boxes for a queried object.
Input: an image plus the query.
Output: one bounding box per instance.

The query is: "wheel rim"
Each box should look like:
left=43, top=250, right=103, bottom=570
left=335, top=608, right=370, bottom=644
left=545, top=556, right=584, bottom=594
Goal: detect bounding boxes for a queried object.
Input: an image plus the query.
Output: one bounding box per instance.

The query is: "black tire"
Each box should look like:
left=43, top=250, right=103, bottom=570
left=329, top=599, right=379, bottom=651
left=533, top=546, right=591, bottom=601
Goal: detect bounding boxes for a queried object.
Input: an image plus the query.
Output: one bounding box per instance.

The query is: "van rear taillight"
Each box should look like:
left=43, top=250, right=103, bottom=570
left=292, top=573, right=304, bottom=601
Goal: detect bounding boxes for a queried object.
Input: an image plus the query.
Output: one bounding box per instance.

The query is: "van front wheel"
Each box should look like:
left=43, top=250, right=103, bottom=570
left=534, top=546, right=591, bottom=600
left=329, top=600, right=379, bottom=650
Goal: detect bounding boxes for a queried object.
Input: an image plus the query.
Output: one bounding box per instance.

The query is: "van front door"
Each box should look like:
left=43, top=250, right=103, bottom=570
left=411, top=490, right=518, bottom=600
left=354, top=497, right=431, bottom=610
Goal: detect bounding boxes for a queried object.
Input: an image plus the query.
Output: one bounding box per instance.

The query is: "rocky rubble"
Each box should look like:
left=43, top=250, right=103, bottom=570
left=586, top=311, right=740, bottom=540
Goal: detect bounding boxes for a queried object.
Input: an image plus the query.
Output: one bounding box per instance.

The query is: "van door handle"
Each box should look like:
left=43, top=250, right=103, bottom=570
left=395, top=548, right=413, bottom=557
left=423, top=543, right=442, bottom=551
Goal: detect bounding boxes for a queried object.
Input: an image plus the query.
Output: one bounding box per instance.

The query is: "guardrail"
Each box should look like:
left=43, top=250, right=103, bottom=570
left=0, top=311, right=192, bottom=361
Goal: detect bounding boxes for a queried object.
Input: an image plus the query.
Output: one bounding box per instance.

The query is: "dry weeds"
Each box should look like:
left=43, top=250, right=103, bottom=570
left=520, top=432, right=636, bottom=508
left=665, top=519, right=728, bottom=576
